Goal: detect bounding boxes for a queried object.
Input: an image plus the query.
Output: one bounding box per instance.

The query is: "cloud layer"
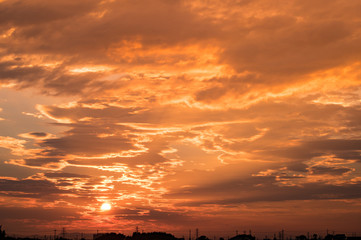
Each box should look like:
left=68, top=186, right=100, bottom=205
left=1, top=0, right=361, bottom=236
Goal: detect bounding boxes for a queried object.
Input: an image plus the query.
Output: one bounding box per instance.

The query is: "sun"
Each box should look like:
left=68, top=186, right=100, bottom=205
left=100, top=203, right=112, bottom=211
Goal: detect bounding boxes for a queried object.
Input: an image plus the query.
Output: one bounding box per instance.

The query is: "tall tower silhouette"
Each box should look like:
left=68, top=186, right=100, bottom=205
left=196, top=229, right=199, bottom=239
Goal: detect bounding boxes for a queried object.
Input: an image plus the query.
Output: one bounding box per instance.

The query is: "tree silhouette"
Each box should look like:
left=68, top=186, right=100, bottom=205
left=0, top=225, right=6, bottom=240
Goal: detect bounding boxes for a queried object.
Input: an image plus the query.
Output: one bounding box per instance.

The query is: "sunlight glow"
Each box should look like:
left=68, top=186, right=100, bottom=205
left=69, top=65, right=114, bottom=73
left=100, top=203, right=112, bottom=211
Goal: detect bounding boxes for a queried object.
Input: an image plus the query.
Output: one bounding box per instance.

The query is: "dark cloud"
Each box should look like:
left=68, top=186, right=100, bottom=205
left=42, top=134, right=134, bottom=156
left=1, top=0, right=218, bottom=63
left=0, top=178, right=67, bottom=197
left=309, top=166, right=352, bottom=175
left=114, top=208, right=193, bottom=225
left=304, top=139, right=361, bottom=151
left=0, top=60, right=46, bottom=85
left=0, top=205, right=81, bottom=221
left=0, top=0, right=361, bottom=99
left=0, top=59, right=105, bottom=95
left=262, top=139, right=361, bottom=162
left=0, top=0, right=99, bottom=26
left=20, top=157, right=63, bottom=167
left=44, top=172, right=90, bottom=179
left=334, top=151, right=361, bottom=162
left=27, top=132, right=48, bottom=138
left=221, top=2, right=361, bottom=76
left=171, top=180, right=361, bottom=206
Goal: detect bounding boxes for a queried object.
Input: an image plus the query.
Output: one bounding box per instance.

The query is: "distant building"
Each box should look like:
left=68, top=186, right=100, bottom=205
left=334, top=235, right=346, bottom=240
left=0, top=226, right=5, bottom=240
left=93, top=233, right=126, bottom=240
left=131, top=232, right=184, bottom=240
left=324, top=234, right=348, bottom=240
left=296, top=235, right=307, bottom=240
left=229, top=234, right=255, bottom=240
left=196, top=236, right=210, bottom=240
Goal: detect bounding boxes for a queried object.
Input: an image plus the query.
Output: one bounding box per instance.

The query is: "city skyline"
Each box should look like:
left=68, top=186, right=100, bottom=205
left=1, top=0, right=361, bottom=235
left=1, top=226, right=359, bottom=240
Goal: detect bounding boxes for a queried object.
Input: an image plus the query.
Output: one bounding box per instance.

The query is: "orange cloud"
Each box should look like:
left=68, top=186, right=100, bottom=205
left=1, top=0, right=361, bottom=235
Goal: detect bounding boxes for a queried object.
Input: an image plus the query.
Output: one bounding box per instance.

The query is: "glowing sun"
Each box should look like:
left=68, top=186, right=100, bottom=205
left=100, top=203, right=112, bottom=211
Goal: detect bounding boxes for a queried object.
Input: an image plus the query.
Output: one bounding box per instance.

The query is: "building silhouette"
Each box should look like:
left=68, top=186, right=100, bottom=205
left=0, top=226, right=5, bottom=240
left=0, top=225, right=360, bottom=240
left=229, top=234, right=255, bottom=240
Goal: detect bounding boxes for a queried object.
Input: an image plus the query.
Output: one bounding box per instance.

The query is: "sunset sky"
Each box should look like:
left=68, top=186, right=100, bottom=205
left=1, top=0, right=361, bottom=237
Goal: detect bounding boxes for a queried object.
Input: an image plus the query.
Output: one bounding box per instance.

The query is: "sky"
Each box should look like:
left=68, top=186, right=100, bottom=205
left=1, top=0, right=361, bottom=237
